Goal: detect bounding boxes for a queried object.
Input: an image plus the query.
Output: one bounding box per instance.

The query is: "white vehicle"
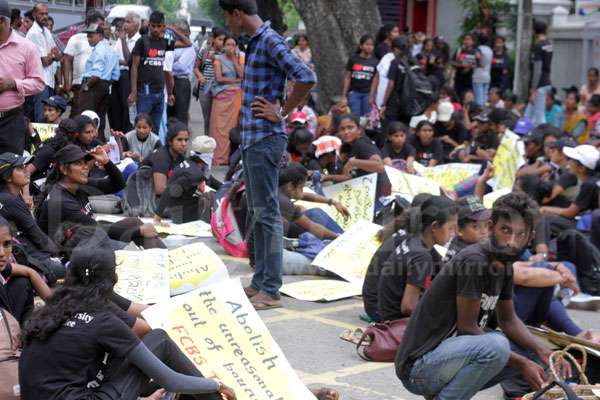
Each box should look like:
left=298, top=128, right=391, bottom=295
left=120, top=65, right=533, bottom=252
left=106, top=4, right=151, bottom=23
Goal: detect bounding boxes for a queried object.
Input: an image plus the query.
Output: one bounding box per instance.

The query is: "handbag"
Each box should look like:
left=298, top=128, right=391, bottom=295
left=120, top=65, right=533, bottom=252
left=356, top=319, right=408, bottom=362
left=524, top=344, right=600, bottom=400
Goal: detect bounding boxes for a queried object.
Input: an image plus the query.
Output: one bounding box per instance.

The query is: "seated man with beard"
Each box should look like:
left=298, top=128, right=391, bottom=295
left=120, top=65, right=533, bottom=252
left=395, top=193, right=563, bottom=400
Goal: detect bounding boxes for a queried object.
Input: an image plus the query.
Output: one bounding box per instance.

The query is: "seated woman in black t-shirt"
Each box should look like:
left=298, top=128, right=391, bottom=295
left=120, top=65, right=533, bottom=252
left=73, top=115, right=103, bottom=151
left=36, top=144, right=164, bottom=252
left=324, top=113, right=390, bottom=199
left=377, top=196, right=457, bottom=321
left=0, top=216, right=51, bottom=325
left=382, top=121, right=416, bottom=173
left=19, top=245, right=236, bottom=400
left=409, top=120, right=444, bottom=167
left=0, top=152, right=66, bottom=284
left=143, top=119, right=190, bottom=197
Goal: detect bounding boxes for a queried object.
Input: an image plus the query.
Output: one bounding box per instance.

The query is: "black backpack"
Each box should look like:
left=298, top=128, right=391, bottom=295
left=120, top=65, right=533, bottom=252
left=396, top=60, right=434, bottom=117
left=123, top=166, right=157, bottom=217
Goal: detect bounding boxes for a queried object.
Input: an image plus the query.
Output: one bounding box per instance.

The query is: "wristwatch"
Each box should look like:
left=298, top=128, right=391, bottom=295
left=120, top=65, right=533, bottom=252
left=276, top=107, right=288, bottom=122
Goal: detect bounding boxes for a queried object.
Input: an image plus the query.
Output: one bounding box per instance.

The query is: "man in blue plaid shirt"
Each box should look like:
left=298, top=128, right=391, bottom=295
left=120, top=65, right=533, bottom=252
left=220, top=0, right=316, bottom=310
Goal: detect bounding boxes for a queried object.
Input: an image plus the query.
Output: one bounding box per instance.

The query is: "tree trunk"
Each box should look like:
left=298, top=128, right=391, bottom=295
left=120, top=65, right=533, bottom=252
left=290, top=0, right=381, bottom=112
left=257, top=0, right=287, bottom=34
left=514, top=0, right=533, bottom=101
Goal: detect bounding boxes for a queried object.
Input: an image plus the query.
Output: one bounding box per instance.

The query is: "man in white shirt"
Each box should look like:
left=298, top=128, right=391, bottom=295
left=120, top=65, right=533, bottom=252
left=109, top=11, right=140, bottom=132
left=62, top=10, right=104, bottom=116
left=25, top=2, right=60, bottom=122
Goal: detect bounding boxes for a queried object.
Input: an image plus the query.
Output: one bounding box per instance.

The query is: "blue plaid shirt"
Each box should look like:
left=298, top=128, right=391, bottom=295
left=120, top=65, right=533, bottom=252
left=241, top=22, right=316, bottom=149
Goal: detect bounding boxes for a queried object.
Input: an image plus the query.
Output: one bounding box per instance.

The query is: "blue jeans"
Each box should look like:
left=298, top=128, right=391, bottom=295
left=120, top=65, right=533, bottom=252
left=33, top=85, right=51, bottom=122
left=533, top=85, right=551, bottom=126
left=473, top=82, right=489, bottom=107
left=348, top=91, right=371, bottom=117
left=243, top=134, right=287, bottom=298
left=402, top=332, right=512, bottom=399
left=304, top=208, right=344, bottom=235
left=137, top=90, right=164, bottom=137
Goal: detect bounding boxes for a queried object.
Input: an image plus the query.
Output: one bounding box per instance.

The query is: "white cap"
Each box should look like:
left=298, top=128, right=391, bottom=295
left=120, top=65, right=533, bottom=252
left=81, top=110, right=100, bottom=128
left=191, top=135, right=216, bottom=154
left=563, top=145, right=600, bottom=170
left=409, top=115, right=428, bottom=129
left=437, top=102, right=454, bottom=122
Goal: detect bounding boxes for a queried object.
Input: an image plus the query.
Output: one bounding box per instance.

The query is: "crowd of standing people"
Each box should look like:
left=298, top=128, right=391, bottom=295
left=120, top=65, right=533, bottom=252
left=1, top=0, right=600, bottom=399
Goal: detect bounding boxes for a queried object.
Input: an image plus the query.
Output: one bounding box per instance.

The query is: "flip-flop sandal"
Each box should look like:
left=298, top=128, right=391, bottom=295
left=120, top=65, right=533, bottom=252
left=316, top=388, right=339, bottom=400
left=251, top=300, right=283, bottom=310
left=339, top=328, right=366, bottom=345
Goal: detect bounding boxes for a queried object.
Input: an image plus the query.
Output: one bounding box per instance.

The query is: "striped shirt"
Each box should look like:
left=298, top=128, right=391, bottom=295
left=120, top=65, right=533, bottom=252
left=197, top=47, right=216, bottom=90
left=241, top=22, right=316, bottom=149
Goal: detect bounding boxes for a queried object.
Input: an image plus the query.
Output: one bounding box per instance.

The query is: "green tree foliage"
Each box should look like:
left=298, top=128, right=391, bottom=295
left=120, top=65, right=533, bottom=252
left=279, top=0, right=300, bottom=31
left=459, top=0, right=512, bottom=42
left=198, top=0, right=225, bottom=27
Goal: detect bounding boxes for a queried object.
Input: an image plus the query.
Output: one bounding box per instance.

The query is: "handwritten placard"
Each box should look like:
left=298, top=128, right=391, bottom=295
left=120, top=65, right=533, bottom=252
left=31, top=123, right=58, bottom=142
left=386, top=166, right=441, bottom=197
left=490, top=135, right=525, bottom=190
left=312, top=220, right=382, bottom=287
left=113, top=249, right=170, bottom=304
left=323, top=174, right=376, bottom=230
left=156, top=220, right=213, bottom=238
left=420, top=163, right=481, bottom=192
left=280, top=279, right=362, bottom=302
left=142, top=279, right=316, bottom=400
left=169, top=242, right=230, bottom=296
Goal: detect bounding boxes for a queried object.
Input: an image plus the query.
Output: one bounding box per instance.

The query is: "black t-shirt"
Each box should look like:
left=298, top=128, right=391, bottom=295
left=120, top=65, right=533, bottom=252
left=132, top=35, right=175, bottom=93
left=395, top=243, right=513, bottom=378
left=445, top=236, right=471, bottom=263
left=346, top=54, right=378, bottom=93
left=19, top=310, right=140, bottom=400
left=378, top=235, right=435, bottom=321
left=409, top=135, right=444, bottom=166
left=143, top=146, right=184, bottom=178
left=375, top=42, right=391, bottom=60
left=155, top=160, right=206, bottom=218
left=532, top=39, right=552, bottom=88
left=453, top=47, right=478, bottom=85
left=470, top=131, right=500, bottom=155
left=381, top=142, right=416, bottom=161
left=279, top=189, right=303, bottom=238
left=348, top=135, right=391, bottom=198
left=37, top=162, right=126, bottom=240
left=433, top=120, right=467, bottom=158
left=574, top=176, right=599, bottom=214
left=385, top=58, right=408, bottom=119
left=491, top=50, right=509, bottom=84
left=362, top=232, right=403, bottom=321
left=0, top=192, right=57, bottom=254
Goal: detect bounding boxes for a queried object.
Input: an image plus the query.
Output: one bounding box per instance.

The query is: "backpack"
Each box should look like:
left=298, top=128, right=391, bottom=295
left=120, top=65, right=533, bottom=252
left=123, top=166, right=157, bottom=217
left=0, top=307, right=20, bottom=400
left=211, top=184, right=248, bottom=257
left=557, top=229, right=600, bottom=296
left=397, top=61, right=433, bottom=117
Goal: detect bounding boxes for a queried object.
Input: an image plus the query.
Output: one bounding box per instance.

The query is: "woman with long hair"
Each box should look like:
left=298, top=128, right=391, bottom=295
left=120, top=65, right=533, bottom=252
left=292, top=33, right=313, bottom=69
left=0, top=152, right=65, bottom=283
left=0, top=215, right=51, bottom=325
left=19, top=245, right=237, bottom=400
left=36, top=144, right=163, bottom=251
left=209, top=35, right=244, bottom=165
left=342, top=35, right=378, bottom=118
left=375, top=23, right=400, bottom=59
left=143, top=119, right=190, bottom=196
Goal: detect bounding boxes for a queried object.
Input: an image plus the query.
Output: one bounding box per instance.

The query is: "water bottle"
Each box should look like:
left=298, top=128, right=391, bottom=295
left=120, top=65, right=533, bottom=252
left=312, top=171, right=324, bottom=196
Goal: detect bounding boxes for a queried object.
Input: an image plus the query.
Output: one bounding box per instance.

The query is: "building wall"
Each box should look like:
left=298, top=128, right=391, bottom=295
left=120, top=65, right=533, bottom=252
left=9, top=0, right=88, bottom=30
left=435, top=0, right=463, bottom=47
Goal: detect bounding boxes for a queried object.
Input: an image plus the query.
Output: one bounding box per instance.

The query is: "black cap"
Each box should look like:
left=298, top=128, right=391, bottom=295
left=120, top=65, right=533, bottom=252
left=0, top=152, right=34, bottom=178
left=42, top=96, right=67, bottom=112
left=457, top=196, right=492, bottom=222
left=55, top=144, right=93, bottom=164
left=0, top=0, right=10, bottom=19
left=523, top=131, right=545, bottom=144
left=473, top=111, right=490, bottom=123
left=488, top=108, right=509, bottom=124
left=58, top=118, right=78, bottom=135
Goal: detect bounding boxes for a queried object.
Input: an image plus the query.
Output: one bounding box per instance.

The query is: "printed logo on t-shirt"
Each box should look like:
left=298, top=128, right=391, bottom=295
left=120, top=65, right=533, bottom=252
left=478, top=293, right=500, bottom=328
left=144, top=48, right=166, bottom=67
left=63, top=312, right=95, bottom=327
left=351, top=63, right=375, bottom=81
left=81, top=201, right=93, bottom=216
